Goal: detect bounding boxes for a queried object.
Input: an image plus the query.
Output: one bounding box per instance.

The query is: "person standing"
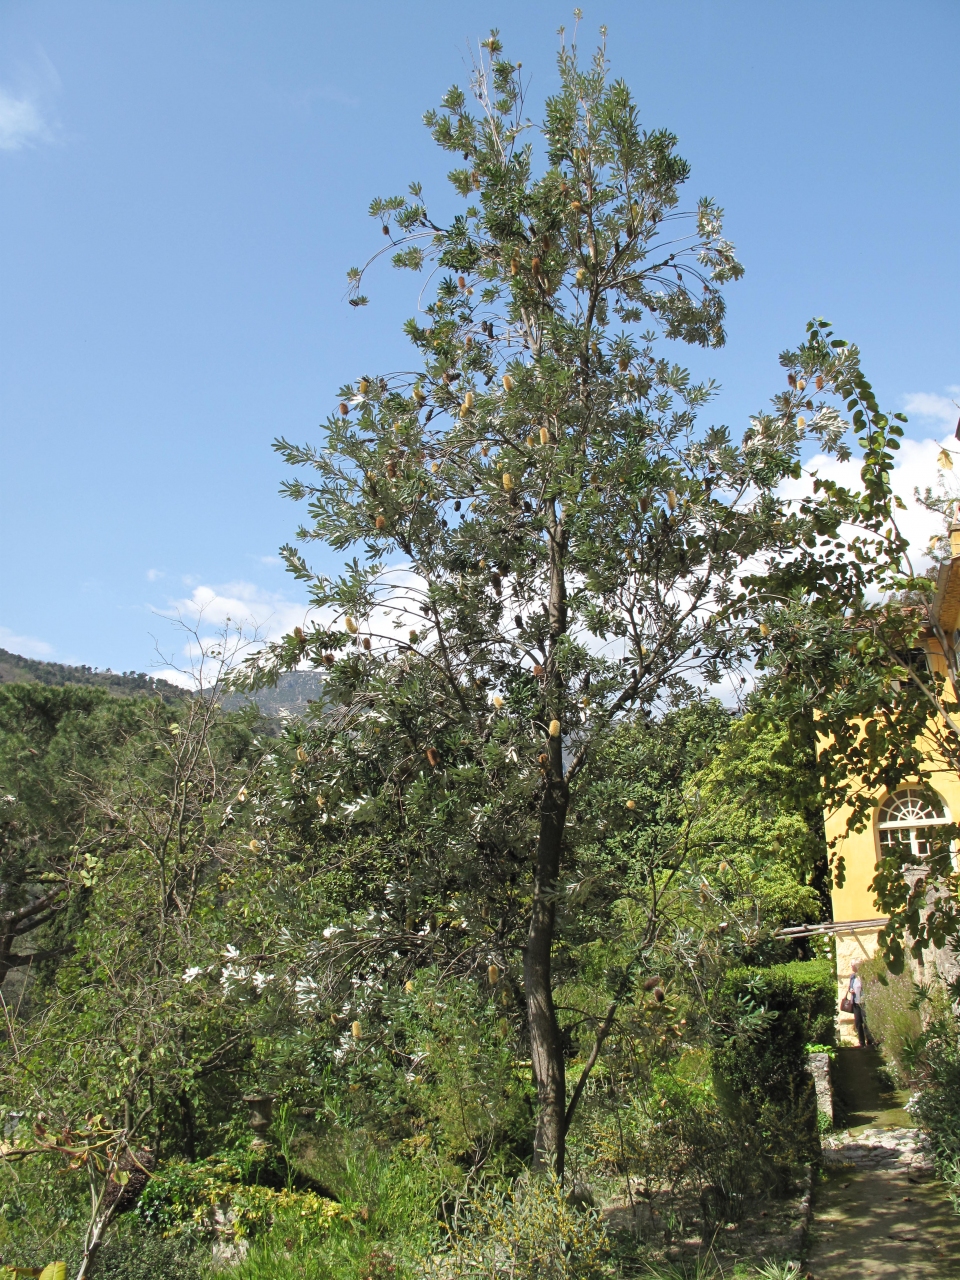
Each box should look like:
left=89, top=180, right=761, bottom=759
left=847, top=960, right=874, bottom=1048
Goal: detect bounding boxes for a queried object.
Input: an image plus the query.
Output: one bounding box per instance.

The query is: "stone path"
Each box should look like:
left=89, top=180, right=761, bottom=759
left=805, top=1050, right=960, bottom=1278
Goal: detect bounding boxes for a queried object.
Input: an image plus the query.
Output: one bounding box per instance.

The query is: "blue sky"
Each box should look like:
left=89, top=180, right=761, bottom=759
left=2, top=1, right=958, bottom=677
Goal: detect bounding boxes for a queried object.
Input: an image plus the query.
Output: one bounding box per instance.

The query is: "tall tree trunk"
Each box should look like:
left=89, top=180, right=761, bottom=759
left=526, top=777, right=568, bottom=1174
left=525, top=502, right=569, bottom=1174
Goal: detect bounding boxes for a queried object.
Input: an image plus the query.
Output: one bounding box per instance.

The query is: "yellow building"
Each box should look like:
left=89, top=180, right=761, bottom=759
left=825, top=531, right=960, bottom=1043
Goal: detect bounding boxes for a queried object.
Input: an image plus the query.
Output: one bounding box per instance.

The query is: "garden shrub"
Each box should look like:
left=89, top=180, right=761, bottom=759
left=136, top=1150, right=341, bottom=1241
left=858, top=954, right=923, bottom=1085
left=65, top=1228, right=206, bottom=1280
left=711, top=959, right=833, bottom=1176
left=421, top=1174, right=611, bottom=1280
left=908, top=1006, right=960, bottom=1201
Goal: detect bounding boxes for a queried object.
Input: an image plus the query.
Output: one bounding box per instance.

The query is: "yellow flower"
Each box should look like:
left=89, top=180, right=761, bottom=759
left=539, top=427, right=550, bottom=444
left=667, top=490, right=677, bottom=510
left=502, top=374, right=514, bottom=392
left=502, top=473, right=514, bottom=491
left=548, top=719, right=561, bottom=737
left=492, top=695, right=504, bottom=708
left=345, top=616, right=358, bottom=634
left=351, top=1021, right=362, bottom=1039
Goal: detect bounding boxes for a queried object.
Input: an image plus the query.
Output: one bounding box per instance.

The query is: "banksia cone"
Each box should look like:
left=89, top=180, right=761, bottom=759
left=526, top=435, right=535, bottom=447
left=787, top=373, right=797, bottom=388
left=432, top=460, right=440, bottom=471
left=539, top=427, right=550, bottom=444
left=502, top=374, right=514, bottom=392
left=510, top=257, right=519, bottom=275
left=352, top=1021, right=362, bottom=1039
left=797, top=416, right=806, bottom=430
left=816, top=374, right=824, bottom=391
left=426, top=747, right=440, bottom=767
left=316, top=795, right=325, bottom=807
left=626, top=799, right=636, bottom=810
left=405, top=980, right=415, bottom=993
left=667, top=490, right=677, bottom=510
left=322, top=653, right=335, bottom=666
left=502, top=473, right=514, bottom=491
left=294, top=625, right=305, bottom=643
left=533, top=663, right=544, bottom=676
left=362, top=637, right=371, bottom=650
left=463, top=391, right=475, bottom=408
left=465, top=334, right=473, bottom=348
left=375, top=515, right=386, bottom=530
left=249, top=839, right=261, bottom=852
left=797, top=378, right=806, bottom=391
left=531, top=256, right=541, bottom=274
left=654, top=988, right=665, bottom=1003
left=576, top=268, right=585, bottom=284
left=458, top=275, right=466, bottom=289
left=488, top=963, right=500, bottom=985
left=492, top=695, right=504, bottom=709
left=490, top=572, right=501, bottom=594
left=345, top=616, right=358, bottom=634
left=618, top=357, right=629, bottom=372
left=640, top=496, right=649, bottom=513
left=643, top=975, right=661, bottom=991
left=339, top=402, right=349, bottom=415
left=359, top=379, right=369, bottom=394
left=297, top=745, right=308, bottom=762
left=548, top=719, right=561, bottom=737
left=570, top=200, right=581, bottom=211
left=759, top=623, right=771, bottom=637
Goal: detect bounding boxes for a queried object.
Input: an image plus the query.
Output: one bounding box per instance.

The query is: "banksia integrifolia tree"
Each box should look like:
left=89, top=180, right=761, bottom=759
left=243, top=26, right=850, bottom=1172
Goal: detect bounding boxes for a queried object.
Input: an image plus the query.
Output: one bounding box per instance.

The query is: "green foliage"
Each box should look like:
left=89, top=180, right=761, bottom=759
left=238, top=23, right=849, bottom=1166
left=0, top=687, right=277, bottom=1162
left=752, top=320, right=960, bottom=971
left=712, top=960, right=832, bottom=1173
left=0, top=683, right=145, bottom=988
left=137, top=1151, right=341, bottom=1241
left=423, top=1174, right=611, bottom=1280
left=67, top=1229, right=205, bottom=1280
left=857, top=955, right=923, bottom=1085
left=0, top=649, right=183, bottom=701
left=906, top=1007, right=960, bottom=1174
left=714, top=959, right=835, bottom=1097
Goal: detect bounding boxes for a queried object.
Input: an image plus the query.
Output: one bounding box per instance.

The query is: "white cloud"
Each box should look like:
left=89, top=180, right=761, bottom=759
left=0, top=625, right=54, bottom=658
left=145, top=568, right=164, bottom=582
left=0, top=88, right=50, bottom=150
left=160, top=579, right=319, bottom=643
left=902, top=387, right=960, bottom=432
left=0, top=52, right=61, bottom=152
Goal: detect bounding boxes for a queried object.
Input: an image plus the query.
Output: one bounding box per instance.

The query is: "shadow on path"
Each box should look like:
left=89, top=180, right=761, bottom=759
left=806, top=1048, right=960, bottom=1278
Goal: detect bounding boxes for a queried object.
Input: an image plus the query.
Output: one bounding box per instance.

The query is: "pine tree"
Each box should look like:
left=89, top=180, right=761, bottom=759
left=246, top=28, right=842, bottom=1172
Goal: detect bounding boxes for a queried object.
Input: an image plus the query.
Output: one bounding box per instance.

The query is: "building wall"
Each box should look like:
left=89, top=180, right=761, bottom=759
left=826, top=759, right=960, bottom=1043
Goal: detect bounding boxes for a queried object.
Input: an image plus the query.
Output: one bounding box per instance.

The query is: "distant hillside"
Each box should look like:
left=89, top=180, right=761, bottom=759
left=0, top=648, right=326, bottom=718
left=219, top=670, right=327, bottom=718
left=0, top=648, right=185, bottom=702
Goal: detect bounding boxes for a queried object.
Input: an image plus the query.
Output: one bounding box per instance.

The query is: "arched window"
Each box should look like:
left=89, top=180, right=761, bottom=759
left=877, top=787, right=950, bottom=862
